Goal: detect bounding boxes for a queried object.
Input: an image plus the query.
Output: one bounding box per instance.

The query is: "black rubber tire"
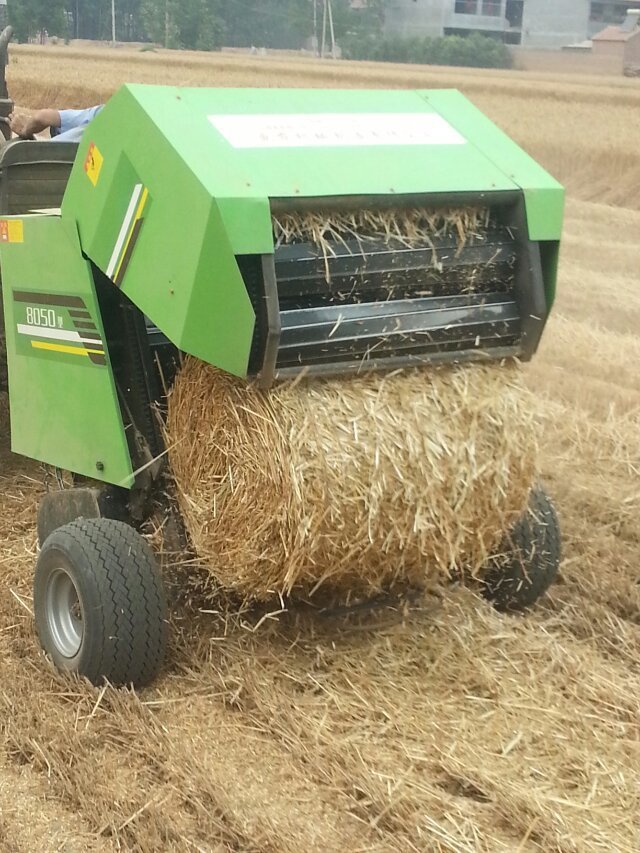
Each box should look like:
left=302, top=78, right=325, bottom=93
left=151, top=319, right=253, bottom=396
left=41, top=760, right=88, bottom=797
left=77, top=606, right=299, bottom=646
left=34, top=518, right=168, bottom=686
left=482, top=487, right=561, bottom=612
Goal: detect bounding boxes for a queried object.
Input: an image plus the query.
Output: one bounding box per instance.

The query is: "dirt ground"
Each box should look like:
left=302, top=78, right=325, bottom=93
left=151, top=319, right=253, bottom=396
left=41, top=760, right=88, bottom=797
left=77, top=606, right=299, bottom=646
left=0, top=46, right=638, bottom=852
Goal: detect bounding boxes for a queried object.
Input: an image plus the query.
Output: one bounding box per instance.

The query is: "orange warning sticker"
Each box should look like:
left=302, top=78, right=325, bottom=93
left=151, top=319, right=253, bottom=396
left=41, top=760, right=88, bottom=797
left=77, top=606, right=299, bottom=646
left=0, top=219, right=24, bottom=243
left=84, top=142, right=104, bottom=187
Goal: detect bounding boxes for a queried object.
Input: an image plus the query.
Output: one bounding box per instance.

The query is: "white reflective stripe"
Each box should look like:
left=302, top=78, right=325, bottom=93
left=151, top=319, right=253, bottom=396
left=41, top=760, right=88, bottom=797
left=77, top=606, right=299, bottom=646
left=106, top=183, right=143, bottom=278
left=208, top=113, right=467, bottom=149
left=17, top=324, right=102, bottom=345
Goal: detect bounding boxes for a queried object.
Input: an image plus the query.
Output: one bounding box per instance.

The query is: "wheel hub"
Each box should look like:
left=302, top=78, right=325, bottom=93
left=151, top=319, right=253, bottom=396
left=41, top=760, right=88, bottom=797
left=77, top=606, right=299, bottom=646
left=45, top=568, right=84, bottom=658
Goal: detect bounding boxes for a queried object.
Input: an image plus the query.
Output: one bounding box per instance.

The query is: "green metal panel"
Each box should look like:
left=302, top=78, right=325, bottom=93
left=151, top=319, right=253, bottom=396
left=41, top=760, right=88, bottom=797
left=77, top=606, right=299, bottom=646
left=419, top=90, right=564, bottom=242
left=61, top=89, right=256, bottom=377
left=96, top=86, right=522, bottom=255
left=0, top=215, right=134, bottom=487
left=61, top=85, right=564, bottom=377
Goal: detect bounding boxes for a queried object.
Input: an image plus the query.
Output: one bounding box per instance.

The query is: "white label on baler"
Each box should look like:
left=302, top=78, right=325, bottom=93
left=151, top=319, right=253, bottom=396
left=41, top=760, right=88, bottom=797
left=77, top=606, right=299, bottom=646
left=208, top=113, right=466, bottom=148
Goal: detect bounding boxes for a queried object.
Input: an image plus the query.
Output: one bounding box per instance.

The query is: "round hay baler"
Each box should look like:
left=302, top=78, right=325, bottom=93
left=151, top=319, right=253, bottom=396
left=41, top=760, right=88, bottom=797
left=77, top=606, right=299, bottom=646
left=0, top=85, right=564, bottom=686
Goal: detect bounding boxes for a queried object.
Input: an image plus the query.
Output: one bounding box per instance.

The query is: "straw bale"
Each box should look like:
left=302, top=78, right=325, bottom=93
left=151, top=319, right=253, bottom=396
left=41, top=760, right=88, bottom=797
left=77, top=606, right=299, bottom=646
left=166, top=360, right=538, bottom=601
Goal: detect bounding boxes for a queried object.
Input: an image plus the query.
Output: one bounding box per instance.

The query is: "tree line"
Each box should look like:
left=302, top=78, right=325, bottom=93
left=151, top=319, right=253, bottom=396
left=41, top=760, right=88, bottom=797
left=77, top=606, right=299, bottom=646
left=7, top=0, right=385, bottom=52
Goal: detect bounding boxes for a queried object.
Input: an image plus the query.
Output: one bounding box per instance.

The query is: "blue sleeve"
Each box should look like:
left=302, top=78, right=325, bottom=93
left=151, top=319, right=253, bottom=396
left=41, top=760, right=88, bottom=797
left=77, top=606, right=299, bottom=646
left=51, top=105, right=104, bottom=142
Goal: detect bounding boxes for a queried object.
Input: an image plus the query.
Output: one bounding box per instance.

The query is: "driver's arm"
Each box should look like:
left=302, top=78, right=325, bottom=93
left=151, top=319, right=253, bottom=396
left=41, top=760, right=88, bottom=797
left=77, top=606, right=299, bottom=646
left=9, top=108, right=61, bottom=139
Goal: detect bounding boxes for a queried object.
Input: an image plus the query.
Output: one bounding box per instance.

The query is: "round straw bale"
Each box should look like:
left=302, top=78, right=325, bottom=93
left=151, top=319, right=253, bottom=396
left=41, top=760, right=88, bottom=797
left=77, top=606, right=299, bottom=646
left=166, top=359, right=538, bottom=601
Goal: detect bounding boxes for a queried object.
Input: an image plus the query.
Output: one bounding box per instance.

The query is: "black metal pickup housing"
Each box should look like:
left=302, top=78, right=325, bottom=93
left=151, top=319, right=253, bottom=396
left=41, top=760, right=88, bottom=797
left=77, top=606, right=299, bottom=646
left=239, top=192, right=549, bottom=387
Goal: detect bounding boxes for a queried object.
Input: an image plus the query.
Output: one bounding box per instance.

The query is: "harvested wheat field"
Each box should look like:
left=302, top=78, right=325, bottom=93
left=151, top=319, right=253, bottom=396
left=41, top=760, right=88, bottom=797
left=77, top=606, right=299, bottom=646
left=0, top=45, right=638, bottom=852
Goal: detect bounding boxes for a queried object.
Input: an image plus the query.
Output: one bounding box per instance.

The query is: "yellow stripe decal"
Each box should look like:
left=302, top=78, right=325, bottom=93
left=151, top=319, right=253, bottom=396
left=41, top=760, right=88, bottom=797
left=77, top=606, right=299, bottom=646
left=31, top=341, right=105, bottom=357
left=113, top=187, right=149, bottom=283
left=134, top=187, right=149, bottom=223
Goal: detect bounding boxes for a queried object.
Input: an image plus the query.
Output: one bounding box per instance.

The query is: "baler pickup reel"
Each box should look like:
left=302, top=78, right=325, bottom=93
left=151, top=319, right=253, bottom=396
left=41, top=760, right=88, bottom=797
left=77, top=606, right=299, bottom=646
left=246, top=193, right=547, bottom=387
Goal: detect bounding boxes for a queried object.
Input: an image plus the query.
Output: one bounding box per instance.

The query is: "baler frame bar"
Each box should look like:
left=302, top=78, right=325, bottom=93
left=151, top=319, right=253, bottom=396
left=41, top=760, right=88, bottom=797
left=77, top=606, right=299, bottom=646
left=268, top=190, right=522, bottom=215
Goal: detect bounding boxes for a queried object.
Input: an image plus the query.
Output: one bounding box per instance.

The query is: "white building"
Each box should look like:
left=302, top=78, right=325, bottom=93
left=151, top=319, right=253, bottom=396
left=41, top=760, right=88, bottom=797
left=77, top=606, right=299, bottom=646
left=383, top=0, right=634, bottom=48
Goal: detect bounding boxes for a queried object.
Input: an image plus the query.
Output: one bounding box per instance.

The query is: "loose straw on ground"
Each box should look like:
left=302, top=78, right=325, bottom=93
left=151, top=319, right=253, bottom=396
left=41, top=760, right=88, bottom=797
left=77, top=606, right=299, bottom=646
left=166, top=361, right=538, bottom=601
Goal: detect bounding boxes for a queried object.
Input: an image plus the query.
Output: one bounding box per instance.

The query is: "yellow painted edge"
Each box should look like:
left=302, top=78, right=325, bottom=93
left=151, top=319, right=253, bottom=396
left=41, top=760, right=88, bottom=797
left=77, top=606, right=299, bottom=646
left=31, top=341, right=104, bottom=357
left=113, top=187, right=149, bottom=283
left=134, top=187, right=149, bottom=223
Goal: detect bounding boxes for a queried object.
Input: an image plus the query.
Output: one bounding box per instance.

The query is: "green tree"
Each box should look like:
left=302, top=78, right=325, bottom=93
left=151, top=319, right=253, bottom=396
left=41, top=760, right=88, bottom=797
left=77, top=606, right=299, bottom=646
left=141, top=0, right=223, bottom=50
left=11, top=0, right=387, bottom=53
left=224, top=0, right=312, bottom=49
left=342, top=27, right=512, bottom=70
left=311, top=0, right=385, bottom=56
left=119, top=0, right=144, bottom=41
left=64, top=0, right=144, bottom=41
left=10, top=0, right=67, bottom=41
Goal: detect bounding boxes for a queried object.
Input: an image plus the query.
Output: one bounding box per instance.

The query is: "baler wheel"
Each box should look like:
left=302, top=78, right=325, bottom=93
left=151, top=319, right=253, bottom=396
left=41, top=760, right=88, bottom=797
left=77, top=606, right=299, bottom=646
left=34, top=518, right=167, bottom=686
left=481, top=487, right=561, bottom=611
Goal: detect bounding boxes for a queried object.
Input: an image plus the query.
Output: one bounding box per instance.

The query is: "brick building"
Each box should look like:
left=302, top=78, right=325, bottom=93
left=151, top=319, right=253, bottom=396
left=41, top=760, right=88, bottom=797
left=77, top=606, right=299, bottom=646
left=592, top=9, right=640, bottom=72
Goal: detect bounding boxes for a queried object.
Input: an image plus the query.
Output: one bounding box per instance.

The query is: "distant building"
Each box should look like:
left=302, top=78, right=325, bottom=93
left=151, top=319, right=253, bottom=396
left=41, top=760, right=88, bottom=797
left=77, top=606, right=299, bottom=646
left=383, top=1, right=638, bottom=48
left=588, top=1, right=637, bottom=36
left=592, top=9, right=640, bottom=72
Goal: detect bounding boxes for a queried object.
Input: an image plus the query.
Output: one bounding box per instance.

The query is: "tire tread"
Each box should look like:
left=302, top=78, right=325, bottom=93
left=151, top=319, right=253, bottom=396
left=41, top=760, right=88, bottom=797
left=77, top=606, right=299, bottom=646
left=482, top=487, right=561, bottom=612
left=35, top=519, right=167, bottom=686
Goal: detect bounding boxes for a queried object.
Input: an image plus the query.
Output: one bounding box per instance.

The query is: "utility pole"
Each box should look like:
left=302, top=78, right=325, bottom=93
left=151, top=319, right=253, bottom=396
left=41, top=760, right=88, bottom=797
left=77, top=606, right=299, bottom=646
left=313, top=0, right=319, bottom=57
left=111, top=0, right=116, bottom=45
left=321, top=0, right=327, bottom=58
left=320, top=0, right=336, bottom=59
left=165, top=0, right=170, bottom=49
left=327, top=0, right=336, bottom=59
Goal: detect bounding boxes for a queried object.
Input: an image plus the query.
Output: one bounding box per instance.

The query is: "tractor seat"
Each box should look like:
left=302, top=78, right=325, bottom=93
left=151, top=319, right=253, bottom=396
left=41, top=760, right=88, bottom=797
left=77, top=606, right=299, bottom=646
left=0, top=139, right=78, bottom=216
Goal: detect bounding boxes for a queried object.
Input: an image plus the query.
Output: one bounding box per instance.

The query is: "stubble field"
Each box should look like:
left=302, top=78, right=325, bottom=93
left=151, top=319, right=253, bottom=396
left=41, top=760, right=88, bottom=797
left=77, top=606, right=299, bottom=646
left=0, top=45, right=638, bottom=852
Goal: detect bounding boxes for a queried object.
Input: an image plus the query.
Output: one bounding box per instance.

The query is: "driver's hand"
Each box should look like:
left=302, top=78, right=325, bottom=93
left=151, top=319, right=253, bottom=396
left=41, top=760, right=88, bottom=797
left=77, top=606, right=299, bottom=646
left=8, top=112, right=34, bottom=138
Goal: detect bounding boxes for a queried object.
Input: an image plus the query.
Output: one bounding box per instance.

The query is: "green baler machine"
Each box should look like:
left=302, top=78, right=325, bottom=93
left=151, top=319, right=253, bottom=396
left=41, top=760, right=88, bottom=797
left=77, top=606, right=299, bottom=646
left=0, top=85, right=564, bottom=686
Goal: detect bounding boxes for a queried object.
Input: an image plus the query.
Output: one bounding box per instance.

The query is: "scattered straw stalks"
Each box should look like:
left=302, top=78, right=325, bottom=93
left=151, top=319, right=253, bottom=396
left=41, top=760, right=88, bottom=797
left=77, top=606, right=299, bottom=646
left=166, top=359, right=538, bottom=601
left=273, top=207, right=490, bottom=280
